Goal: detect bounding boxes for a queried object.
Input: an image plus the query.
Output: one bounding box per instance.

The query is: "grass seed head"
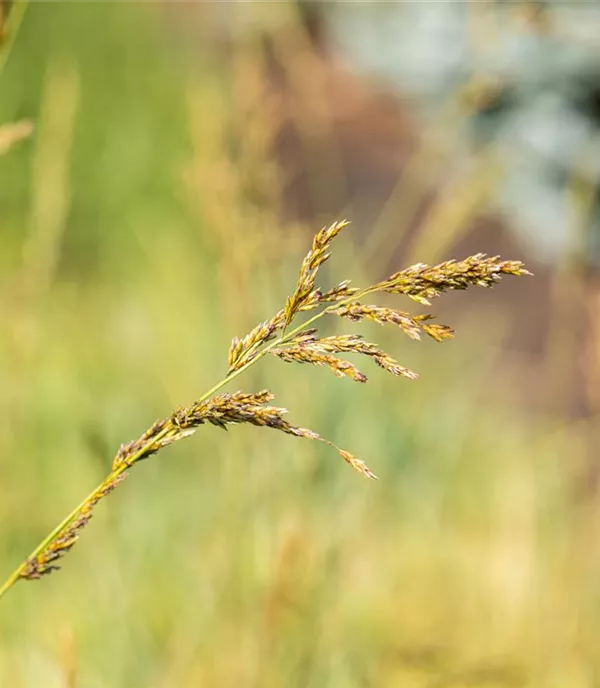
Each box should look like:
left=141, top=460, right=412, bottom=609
left=283, top=219, right=350, bottom=327
left=378, top=254, right=532, bottom=305
left=3, top=218, right=531, bottom=595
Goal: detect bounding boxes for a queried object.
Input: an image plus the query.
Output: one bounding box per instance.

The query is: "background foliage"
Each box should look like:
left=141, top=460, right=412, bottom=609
left=1, top=3, right=599, bottom=686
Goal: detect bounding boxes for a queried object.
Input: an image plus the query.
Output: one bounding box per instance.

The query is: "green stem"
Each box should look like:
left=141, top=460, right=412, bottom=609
left=0, top=567, right=20, bottom=601
left=0, top=451, right=153, bottom=602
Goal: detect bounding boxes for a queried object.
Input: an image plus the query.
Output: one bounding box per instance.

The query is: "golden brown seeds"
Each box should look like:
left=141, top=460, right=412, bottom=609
left=111, top=419, right=168, bottom=470
left=377, top=254, right=532, bottom=305
left=227, top=310, right=287, bottom=372
left=332, top=302, right=455, bottom=342
left=300, top=281, right=359, bottom=310
left=20, top=473, right=128, bottom=580
left=419, top=321, right=455, bottom=342
left=272, top=345, right=368, bottom=382
left=287, top=334, right=419, bottom=380
left=283, top=219, right=350, bottom=327
left=338, top=450, right=378, bottom=480
left=171, top=391, right=320, bottom=441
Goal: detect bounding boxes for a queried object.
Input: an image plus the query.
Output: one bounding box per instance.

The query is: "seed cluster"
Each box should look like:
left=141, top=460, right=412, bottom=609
left=228, top=221, right=355, bottom=373
left=21, top=474, right=127, bottom=579
left=112, top=419, right=169, bottom=470
left=283, top=219, right=350, bottom=327
left=332, top=303, right=455, bottom=342
left=227, top=312, right=282, bottom=372
left=171, top=391, right=319, bottom=440
left=376, top=253, right=531, bottom=305
left=272, top=333, right=418, bottom=382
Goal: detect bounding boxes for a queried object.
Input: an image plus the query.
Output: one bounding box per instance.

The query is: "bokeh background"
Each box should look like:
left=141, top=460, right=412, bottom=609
left=2, top=1, right=600, bottom=686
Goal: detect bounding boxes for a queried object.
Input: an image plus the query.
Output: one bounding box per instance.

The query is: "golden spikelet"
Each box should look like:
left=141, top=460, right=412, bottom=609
left=227, top=310, right=286, bottom=372
left=332, top=303, right=455, bottom=342
left=171, top=390, right=320, bottom=440
left=272, top=345, right=369, bottom=383
left=112, top=419, right=169, bottom=470
left=338, top=449, right=378, bottom=480
left=20, top=474, right=128, bottom=579
left=376, top=254, right=532, bottom=305
left=274, top=333, right=418, bottom=380
left=283, top=219, right=350, bottom=327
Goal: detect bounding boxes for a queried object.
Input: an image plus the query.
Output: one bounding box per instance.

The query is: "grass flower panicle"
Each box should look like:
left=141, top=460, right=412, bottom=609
left=0, top=220, right=530, bottom=600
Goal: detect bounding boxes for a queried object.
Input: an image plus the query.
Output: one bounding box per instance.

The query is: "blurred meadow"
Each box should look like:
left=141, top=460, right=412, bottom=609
left=2, top=1, right=600, bottom=686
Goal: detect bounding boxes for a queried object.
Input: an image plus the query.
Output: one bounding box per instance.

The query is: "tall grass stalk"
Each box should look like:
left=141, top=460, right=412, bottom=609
left=0, top=220, right=529, bottom=602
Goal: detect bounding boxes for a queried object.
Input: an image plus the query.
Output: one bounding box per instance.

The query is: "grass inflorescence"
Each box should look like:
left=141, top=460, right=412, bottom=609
left=0, top=220, right=530, bottom=600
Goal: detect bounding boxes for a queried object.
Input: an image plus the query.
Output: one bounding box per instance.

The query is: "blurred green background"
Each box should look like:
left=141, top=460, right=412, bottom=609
left=2, top=2, right=600, bottom=686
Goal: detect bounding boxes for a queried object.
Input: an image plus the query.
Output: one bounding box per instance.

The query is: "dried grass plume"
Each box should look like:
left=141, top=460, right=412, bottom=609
left=0, top=220, right=531, bottom=600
